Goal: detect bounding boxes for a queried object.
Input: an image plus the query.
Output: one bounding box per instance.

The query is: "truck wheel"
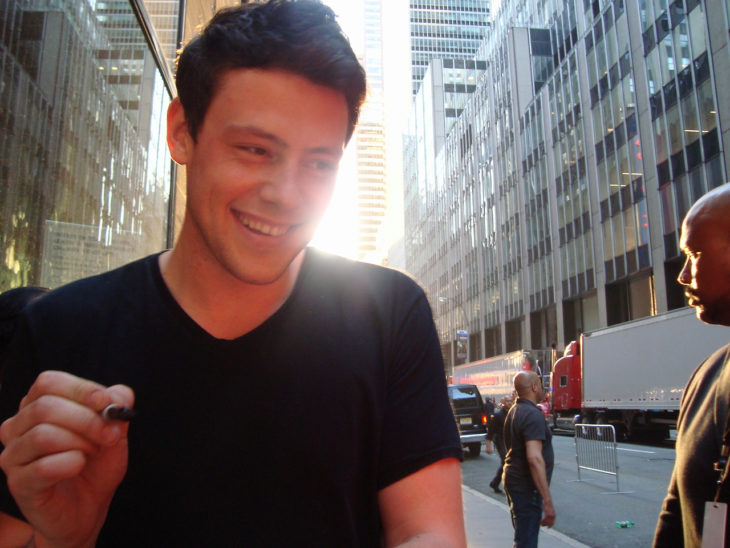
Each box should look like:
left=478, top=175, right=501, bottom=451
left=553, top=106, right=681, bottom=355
left=467, top=443, right=481, bottom=457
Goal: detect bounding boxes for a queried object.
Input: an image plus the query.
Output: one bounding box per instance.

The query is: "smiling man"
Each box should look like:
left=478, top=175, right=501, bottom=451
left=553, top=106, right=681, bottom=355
left=0, top=2, right=465, bottom=546
left=654, top=182, right=730, bottom=547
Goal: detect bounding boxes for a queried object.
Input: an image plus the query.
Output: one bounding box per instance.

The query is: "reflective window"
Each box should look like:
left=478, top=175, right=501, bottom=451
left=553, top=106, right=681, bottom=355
left=688, top=6, right=707, bottom=58
left=0, top=0, right=174, bottom=289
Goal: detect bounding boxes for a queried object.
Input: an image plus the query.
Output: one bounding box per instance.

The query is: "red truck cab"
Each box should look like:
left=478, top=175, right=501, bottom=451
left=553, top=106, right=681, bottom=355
left=551, top=340, right=582, bottom=414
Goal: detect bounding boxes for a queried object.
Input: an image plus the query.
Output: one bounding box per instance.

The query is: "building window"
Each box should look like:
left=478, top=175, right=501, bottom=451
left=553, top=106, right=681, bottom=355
left=0, top=0, right=174, bottom=289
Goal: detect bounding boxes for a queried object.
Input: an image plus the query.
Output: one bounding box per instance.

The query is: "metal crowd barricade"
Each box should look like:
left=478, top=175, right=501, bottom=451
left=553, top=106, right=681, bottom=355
left=573, top=423, right=623, bottom=493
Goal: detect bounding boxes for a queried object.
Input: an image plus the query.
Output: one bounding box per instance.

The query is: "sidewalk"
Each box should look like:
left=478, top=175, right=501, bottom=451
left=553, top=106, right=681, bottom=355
left=463, top=485, right=590, bottom=548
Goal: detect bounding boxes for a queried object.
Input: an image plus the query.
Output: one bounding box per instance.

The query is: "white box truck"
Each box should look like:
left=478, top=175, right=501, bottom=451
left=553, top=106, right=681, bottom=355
left=551, top=307, right=730, bottom=440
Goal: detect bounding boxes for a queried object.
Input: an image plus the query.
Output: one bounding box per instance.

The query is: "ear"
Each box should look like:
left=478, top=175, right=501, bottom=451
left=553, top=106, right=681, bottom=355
left=167, top=98, right=194, bottom=165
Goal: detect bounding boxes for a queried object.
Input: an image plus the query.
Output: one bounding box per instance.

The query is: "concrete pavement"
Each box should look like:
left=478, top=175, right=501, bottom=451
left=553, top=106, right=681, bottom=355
left=463, top=485, right=590, bottom=547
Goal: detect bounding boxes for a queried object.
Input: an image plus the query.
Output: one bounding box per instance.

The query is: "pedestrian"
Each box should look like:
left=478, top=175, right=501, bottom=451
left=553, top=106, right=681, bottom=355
left=0, top=2, right=465, bottom=546
left=486, top=395, right=513, bottom=494
left=654, top=182, right=730, bottom=547
left=503, top=370, right=556, bottom=548
left=483, top=395, right=495, bottom=416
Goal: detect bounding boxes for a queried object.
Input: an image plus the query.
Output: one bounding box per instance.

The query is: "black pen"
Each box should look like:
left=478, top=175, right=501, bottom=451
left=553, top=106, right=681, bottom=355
left=101, top=404, right=136, bottom=422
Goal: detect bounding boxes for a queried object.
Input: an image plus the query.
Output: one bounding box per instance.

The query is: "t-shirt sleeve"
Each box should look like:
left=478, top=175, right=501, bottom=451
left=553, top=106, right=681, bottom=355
left=376, top=286, right=462, bottom=489
left=522, top=409, right=548, bottom=443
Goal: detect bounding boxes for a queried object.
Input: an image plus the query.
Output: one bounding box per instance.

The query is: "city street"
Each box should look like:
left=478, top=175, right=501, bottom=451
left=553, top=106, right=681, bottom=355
left=462, top=433, right=676, bottom=547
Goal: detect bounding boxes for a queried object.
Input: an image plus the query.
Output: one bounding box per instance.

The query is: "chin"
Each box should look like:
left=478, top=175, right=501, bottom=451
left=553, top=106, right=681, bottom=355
left=233, top=252, right=303, bottom=286
left=697, top=307, right=730, bottom=327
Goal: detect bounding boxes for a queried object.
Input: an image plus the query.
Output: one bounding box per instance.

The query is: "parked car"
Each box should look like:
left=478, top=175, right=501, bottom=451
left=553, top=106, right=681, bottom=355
left=447, top=383, right=487, bottom=457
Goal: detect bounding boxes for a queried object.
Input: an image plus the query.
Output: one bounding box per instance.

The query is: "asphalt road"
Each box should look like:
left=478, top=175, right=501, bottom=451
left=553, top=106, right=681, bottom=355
left=461, top=433, right=676, bottom=547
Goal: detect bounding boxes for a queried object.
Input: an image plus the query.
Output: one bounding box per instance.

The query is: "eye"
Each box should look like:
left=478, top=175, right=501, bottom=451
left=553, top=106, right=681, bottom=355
left=682, top=250, right=701, bottom=267
left=238, top=145, right=270, bottom=157
left=305, top=158, right=337, bottom=173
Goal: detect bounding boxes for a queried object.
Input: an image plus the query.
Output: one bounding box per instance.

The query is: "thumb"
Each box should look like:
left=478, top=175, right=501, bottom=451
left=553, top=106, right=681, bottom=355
left=106, top=385, right=135, bottom=409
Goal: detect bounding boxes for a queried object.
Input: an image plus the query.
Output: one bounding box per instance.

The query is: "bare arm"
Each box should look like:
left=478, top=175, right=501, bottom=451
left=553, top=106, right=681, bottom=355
left=378, top=458, right=466, bottom=547
left=525, top=439, right=555, bottom=527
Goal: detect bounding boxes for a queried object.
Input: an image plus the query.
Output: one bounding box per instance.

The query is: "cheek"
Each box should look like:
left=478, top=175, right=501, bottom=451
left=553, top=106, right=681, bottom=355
left=302, top=180, right=337, bottom=212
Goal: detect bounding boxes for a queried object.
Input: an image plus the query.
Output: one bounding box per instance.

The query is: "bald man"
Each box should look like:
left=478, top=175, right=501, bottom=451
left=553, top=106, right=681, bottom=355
left=654, top=183, right=730, bottom=547
left=503, top=370, right=555, bottom=548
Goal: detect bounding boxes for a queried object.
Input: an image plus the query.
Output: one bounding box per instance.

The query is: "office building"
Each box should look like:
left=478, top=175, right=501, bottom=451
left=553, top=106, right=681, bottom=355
left=0, top=0, right=237, bottom=291
left=354, top=0, right=388, bottom=260
left=403, top=0, right=730, bottom=371
left=409, top=0, right=491, bottom=95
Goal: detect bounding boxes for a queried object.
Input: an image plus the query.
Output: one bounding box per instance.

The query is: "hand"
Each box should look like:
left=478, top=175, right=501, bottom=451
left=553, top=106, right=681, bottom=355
left=541, top=500, right=556, bottom=528
left=0, top=371, right=134, bottom=548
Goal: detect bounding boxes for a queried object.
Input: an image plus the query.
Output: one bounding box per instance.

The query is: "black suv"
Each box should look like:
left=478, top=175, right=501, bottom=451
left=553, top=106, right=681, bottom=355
left=447, top=384, right=487, bottom=457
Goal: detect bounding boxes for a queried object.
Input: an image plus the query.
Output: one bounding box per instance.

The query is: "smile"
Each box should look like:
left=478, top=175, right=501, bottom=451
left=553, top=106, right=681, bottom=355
left=235, top=213, right=291, bottom=237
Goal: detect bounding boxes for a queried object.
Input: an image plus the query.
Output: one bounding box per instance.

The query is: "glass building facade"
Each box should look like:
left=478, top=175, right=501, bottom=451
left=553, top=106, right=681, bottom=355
left=404, top=0, right=730, bottom=371
left=0, top=0, right=237, bottom=292
left=409, top=0, right=490, bottom=95
left=0, top=0, right=178, bottom=290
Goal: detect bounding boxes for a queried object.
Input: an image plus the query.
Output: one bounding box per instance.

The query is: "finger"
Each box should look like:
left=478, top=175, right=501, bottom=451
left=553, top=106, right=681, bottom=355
left=106, top=385, right=135, bottom=409
left=0, top=423, right=98, bottom=469
left=20, top=371, right=112, bottom=412
left=0, top=394, right=120, bottom=449
left=5, top=450, right=88, bottom=497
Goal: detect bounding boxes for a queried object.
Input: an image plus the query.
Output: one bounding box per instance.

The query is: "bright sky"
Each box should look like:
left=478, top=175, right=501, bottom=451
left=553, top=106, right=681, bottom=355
left=310, top=1, right=411, bottom=263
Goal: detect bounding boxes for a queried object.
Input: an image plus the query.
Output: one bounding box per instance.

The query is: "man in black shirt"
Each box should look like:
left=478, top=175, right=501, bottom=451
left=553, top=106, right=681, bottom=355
left=503, top=371, right=555, bottom=548
left=654, top=183, right=730, bottom=547
left=0, top=2, right=465, bottom=545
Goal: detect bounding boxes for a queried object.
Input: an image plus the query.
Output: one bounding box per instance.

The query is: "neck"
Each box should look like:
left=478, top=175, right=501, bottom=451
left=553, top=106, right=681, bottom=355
left=159, top=243, right=304, bottom=340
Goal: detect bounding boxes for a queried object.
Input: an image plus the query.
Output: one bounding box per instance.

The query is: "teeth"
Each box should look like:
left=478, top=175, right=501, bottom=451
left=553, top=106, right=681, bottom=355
left=237, top=214, right=288, bottom=236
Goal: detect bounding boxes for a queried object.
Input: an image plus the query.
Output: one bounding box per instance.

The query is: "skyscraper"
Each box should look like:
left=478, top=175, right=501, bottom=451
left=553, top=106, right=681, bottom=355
left=409, top=0, right=490, bottom=95
left=354, top=0, right=388, bottom=260
left=404, top=0, right=730, bottom=372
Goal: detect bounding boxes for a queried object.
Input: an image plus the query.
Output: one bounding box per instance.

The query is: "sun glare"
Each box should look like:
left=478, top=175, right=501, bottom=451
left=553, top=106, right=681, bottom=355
left=310, top=0, right=363, bottom=259
left=311, top=145, right=359, bottom=259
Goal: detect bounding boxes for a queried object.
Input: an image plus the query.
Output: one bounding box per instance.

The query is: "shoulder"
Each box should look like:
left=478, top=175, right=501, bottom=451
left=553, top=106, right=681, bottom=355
left=22, top=254, right=160, bottom=325
left=302, top=249, right=428, bottom=309
left=513, top=400, right=542, bottom=422
left=685, top=343, right=730, bottom=396
left=305, top=248, right=421, bottom=288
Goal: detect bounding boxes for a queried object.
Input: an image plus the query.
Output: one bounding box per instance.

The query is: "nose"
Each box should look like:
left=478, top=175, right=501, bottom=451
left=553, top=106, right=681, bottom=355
left=259, top=161, right=301, bottom=210
left=677, top=257, right=691, bottom=286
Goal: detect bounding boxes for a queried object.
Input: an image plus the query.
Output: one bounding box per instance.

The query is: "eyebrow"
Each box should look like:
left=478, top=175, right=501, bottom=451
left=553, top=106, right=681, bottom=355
left=224, top=124, right=343, bottom=156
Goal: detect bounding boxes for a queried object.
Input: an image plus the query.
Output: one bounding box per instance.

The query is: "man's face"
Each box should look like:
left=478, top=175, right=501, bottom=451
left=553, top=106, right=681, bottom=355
left=678, top=212, right=730, bottom=326
left=170, top=68, right=348, bottom=285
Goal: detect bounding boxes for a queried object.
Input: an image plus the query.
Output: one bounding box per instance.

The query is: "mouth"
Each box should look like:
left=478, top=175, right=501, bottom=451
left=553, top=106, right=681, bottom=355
left=685, top=291, right=702, bottom=307
left=234, top=212, right=293, bottom=237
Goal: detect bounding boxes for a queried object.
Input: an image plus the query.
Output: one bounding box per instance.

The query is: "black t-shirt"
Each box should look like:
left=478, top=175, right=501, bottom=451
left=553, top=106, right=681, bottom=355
left=503, top=397, right=553, bottom=493
left=654, top=344, right=730, bottom=547
left=0, top=249, right=461, bottom=547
